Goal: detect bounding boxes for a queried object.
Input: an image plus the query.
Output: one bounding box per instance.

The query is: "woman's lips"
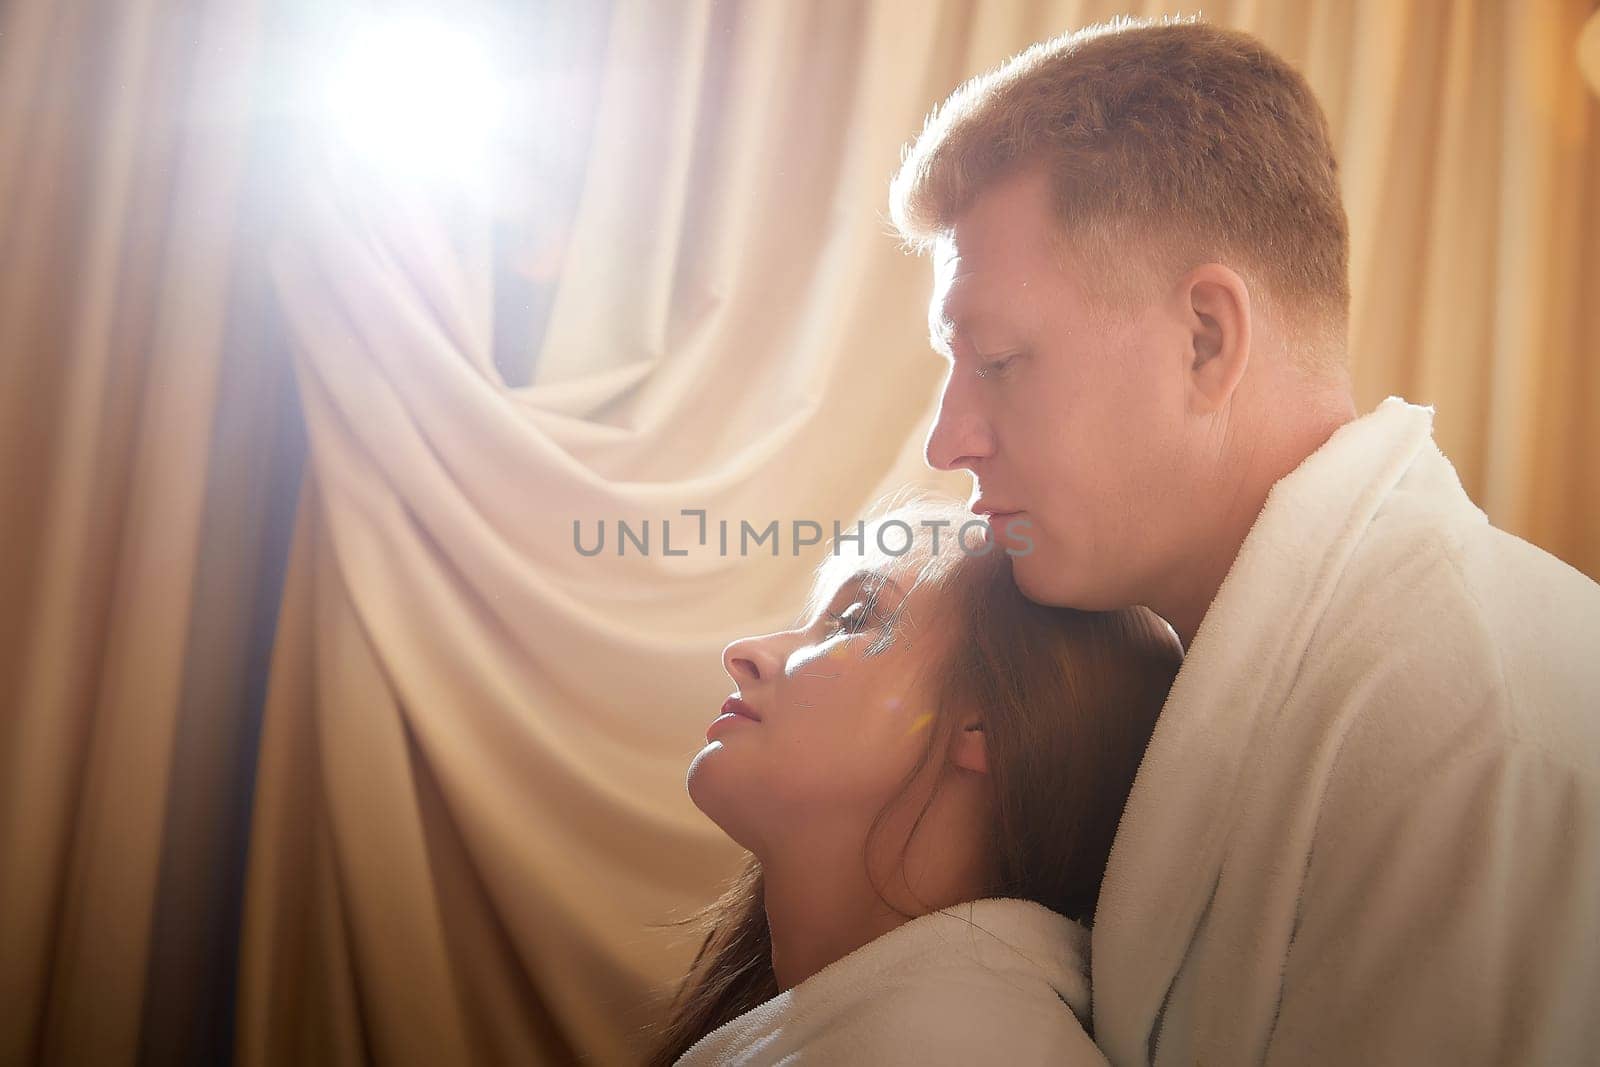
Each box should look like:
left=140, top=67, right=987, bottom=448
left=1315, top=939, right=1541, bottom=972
left=706, top=696, right=761, bottom=740
left=720, top=696, right=760, bottom=721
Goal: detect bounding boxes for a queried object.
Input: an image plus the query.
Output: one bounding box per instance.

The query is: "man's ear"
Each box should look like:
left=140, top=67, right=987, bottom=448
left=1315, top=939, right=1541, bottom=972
left=1180, top=263, right=1252, bottom=414
left=949, top=718, right=989, bottom=775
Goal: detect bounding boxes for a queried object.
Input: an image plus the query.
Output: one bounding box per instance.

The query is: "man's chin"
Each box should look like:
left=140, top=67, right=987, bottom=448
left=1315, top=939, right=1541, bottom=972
left=1009, top=548, right=1121, bottom=610
left=1008, top=551, right=1068, bottom=605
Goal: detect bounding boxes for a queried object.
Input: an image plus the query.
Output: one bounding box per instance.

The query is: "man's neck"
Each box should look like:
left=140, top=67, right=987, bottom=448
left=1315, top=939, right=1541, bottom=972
left=1156, top=389, right=1357, bottom=648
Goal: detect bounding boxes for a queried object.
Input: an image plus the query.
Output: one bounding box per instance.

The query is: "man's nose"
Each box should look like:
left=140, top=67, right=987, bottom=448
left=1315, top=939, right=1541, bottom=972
left=924, top=380, right=995, bottom=472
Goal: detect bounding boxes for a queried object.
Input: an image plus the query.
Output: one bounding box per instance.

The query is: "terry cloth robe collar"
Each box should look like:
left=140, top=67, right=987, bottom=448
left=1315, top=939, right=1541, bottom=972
left=1089, top=396, right=1444, bottom=1064
left=676, top=896, right=1094, bottom=1066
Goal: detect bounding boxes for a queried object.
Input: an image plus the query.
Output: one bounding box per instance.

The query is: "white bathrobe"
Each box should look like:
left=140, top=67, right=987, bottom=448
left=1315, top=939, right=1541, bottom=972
left=1092, top=396, right=1600, bottom=1066
left=674, top=898, right=1106, bottom=1065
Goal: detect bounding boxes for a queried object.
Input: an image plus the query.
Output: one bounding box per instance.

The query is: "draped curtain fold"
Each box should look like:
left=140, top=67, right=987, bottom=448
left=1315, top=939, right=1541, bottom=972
left=2, top=1, right=1596, bottom=1065
left=0, top=1, right=287, bottom=1063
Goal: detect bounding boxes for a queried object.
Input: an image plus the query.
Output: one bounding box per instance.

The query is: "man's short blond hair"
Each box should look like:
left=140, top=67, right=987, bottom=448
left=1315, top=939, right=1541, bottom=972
left=888, top=15, right=1350, bottom=370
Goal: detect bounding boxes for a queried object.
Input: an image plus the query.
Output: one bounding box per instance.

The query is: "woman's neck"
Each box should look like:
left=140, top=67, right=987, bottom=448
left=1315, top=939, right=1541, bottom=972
left=758, top=793, right=994, bottom=992
left=761, top=851, right=910, bottom=992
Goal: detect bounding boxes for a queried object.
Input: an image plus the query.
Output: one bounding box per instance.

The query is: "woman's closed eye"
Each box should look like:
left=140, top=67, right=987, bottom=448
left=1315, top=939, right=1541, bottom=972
left=825, top=601, right=873, bottom=636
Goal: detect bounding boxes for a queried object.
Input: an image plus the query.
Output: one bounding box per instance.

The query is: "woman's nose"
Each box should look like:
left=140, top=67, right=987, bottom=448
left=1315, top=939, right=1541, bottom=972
left=722, top=634, right=779, bottom=685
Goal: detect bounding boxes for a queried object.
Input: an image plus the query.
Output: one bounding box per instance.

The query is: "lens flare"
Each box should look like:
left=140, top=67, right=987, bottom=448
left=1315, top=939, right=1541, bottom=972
left=321, top=16, right=506, bottom=186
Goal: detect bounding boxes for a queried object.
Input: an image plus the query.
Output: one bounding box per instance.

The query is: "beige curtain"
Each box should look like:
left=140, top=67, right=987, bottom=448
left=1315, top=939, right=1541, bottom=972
left=0, top=1, right=295, bottom=1064
left=2, top=1, right=1596, bottom=1065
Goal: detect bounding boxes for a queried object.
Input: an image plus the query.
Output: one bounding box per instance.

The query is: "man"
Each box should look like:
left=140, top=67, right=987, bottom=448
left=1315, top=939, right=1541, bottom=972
left=889, top=15, right=1600, bottom=1066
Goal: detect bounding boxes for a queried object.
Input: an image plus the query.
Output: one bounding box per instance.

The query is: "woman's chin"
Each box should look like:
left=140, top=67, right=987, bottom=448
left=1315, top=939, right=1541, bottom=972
left=686, top=745, right=738, bottom=820
left=686, top=748, right=769, bottom=853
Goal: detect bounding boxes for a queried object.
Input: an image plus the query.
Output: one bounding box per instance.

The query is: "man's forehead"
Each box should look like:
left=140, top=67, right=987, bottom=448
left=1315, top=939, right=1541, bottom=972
left=927, top=238, right=1043, bottom=345
left=936, top=169, right=1058, bottom=260
left=931, top=210, right=1061, bottom=282
left=929, top=234, right=1003, bottom=305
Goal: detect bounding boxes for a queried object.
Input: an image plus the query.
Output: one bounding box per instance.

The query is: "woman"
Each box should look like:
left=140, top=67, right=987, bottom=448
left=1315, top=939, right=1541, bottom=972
left=649, top=496, right=1182, bottom=1065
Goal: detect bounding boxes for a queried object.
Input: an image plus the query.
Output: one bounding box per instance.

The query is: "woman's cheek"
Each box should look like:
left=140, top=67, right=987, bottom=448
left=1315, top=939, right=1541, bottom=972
left=782, top=638, right=845, bottom=678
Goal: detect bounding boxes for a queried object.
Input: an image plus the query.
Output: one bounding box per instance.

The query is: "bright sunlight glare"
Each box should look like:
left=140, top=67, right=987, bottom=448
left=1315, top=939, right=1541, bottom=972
left=321, top=17, right=507, bottom=186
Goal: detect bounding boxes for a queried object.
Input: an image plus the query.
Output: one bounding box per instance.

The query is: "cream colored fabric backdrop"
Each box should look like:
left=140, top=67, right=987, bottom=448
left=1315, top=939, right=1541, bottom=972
left=1, top=1, right=1597, bottom=1065
left=0, top=1, right=285, bottom=1064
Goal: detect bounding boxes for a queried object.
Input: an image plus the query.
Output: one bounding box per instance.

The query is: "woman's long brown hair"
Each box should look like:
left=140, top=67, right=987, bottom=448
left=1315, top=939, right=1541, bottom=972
left=643, top=499, right=1183, bottom=1065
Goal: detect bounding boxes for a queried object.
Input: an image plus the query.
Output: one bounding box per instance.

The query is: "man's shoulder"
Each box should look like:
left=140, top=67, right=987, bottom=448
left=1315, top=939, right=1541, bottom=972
left=1314, top=480, right=1600, bottom=701
left=1295, top=493, right=1600, bottom=798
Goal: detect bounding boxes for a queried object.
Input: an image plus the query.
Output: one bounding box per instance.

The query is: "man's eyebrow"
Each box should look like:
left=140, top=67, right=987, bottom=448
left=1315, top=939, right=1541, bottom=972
left=928, top=307, right=1009, bottom=355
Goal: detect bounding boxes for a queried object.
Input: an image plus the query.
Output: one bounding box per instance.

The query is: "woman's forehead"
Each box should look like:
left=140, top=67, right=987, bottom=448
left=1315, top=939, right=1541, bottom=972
left=821, top=567, right=907, bottom=606
left=808, top=547, right=948, bottom=616
left=802, top=503, right=988, bottom=621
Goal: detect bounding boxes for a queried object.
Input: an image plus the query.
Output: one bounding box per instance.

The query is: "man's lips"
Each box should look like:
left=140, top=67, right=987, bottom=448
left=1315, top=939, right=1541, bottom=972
left=971, top=504, right=1030, bottom=550
left=977, top=507, right=1027, bottom=527
left=971, top=499, right=1023, bottom=519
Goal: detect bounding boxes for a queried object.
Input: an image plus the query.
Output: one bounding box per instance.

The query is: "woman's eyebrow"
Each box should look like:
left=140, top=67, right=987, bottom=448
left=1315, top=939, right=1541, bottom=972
left=801, top=568, right=909, bottom=628
left=839, top=570, right=906, bottom=608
